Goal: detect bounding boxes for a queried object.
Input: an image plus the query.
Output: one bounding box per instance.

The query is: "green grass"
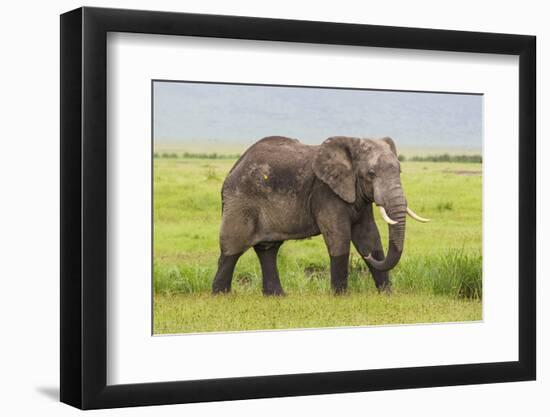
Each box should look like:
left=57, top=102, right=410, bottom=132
left=154, top=293, right=482, bottom=334
left=153, top=156, right=482, bottom=334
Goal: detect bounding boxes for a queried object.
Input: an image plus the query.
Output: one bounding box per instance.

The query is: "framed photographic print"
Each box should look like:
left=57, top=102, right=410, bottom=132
left=60, top=6, right=536, bottom=409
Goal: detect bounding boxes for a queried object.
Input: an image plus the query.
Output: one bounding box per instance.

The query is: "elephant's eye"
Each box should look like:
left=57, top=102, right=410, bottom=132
left=368, top=169, right=376, bottom=179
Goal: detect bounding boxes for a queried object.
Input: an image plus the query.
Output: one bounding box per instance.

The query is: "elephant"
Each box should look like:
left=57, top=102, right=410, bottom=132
left=211, top=136, right=430, bottom=295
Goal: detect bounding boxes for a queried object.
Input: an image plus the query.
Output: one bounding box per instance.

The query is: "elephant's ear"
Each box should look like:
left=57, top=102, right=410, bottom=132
left=312, top=136, right=357, bottom=204
left=381, top=136, right=397, bottom=156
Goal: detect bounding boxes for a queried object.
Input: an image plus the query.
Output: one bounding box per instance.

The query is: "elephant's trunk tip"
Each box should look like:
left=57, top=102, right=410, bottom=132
left=364, top=240, right=403, bottom=272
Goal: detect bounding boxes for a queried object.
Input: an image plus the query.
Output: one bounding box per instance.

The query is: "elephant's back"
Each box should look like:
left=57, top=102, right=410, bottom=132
left=220, top=137, right=321, bottom=241
left=223, top=136, right=317, bottom=199
left=227, top=136, right=313, bottom=172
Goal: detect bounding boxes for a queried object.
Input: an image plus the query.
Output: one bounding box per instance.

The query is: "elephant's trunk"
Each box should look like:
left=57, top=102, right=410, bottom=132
left=366, top=187, right=407, bottom=272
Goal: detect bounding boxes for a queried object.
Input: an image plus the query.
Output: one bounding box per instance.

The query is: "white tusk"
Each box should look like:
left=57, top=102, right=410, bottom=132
left=407, top=207, right=431, bottom=223
left=379, top=206, right=398, bottom=225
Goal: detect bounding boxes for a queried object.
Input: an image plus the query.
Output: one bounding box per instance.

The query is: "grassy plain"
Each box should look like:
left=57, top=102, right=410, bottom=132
left=153, top=155, right=482, bottom=334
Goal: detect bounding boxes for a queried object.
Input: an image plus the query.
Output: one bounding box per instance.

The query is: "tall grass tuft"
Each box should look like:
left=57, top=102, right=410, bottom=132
left=393, top=249, right=482, bottom=299
left=154, top=263, right=216, bottom=295
left=153, top=249, right=481, bottom=300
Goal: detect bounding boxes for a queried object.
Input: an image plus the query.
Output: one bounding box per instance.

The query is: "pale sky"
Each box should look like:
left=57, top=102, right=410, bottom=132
left=153, top=81, right=482, bottom=150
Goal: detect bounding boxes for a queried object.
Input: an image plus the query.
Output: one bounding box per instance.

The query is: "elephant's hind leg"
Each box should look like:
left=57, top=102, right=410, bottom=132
left=254, top=241, right=285, bottom=296
left=212, top=206, right=256, bottom=294
left=212, top=253, right=242, bottom=293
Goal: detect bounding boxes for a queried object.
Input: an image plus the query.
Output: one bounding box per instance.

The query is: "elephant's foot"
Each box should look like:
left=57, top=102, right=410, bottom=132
left=263, top=287, right=286, bottom=297
left=212, top=286, right=231, bottom=294
left=332, top=286, right=348, bottom=295
left=211, top=253, right=242, bottom=295
left=376, top=280, right=392, bottom=295
left=262, top=277, right=286, bottom=296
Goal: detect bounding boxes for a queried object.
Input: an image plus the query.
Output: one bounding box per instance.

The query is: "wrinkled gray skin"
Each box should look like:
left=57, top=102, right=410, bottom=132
left=212, top=136, right=407, bottom=295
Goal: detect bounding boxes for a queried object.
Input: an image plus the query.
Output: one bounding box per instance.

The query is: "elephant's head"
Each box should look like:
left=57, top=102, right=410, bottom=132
left=312, top=136, right=429, bottom=272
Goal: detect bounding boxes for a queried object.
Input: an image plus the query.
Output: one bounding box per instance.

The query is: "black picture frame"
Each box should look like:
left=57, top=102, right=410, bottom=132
left=60, top=6, right=536, bottom=410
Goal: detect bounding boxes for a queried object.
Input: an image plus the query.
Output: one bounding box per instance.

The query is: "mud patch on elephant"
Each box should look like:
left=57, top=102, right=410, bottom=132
left=443, top=169, right=481, bottom=176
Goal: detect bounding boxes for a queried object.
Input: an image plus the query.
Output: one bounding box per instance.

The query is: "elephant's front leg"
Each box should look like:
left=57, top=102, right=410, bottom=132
left=351, top=205, right=391, bottom=292
left=329, top=251, right=350, bottom=294
left=316, top=213, right=351, bottom=294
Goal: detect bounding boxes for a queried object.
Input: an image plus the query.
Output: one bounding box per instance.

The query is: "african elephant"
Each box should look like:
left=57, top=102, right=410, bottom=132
left=212, top=136, right=429, bottom=295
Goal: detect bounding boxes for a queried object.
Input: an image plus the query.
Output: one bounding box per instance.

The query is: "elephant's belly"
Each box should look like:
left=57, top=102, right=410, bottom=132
left=253, top=200, right=320, bottom=243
